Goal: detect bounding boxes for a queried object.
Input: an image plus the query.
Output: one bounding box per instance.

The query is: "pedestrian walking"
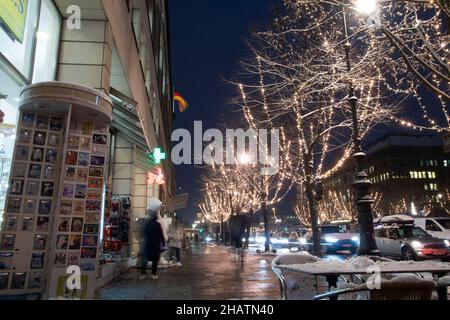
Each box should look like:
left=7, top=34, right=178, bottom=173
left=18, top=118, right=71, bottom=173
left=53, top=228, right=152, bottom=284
left=229, top=214, right=245, bottom=277
left=140, top=210, right=166, bottom=280
left=168, top=216, right=183, bottom=267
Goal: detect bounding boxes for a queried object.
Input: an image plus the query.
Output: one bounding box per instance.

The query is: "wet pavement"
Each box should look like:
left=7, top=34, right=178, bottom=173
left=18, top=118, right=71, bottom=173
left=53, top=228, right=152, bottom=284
left=95, top=244, right=280, bottom=300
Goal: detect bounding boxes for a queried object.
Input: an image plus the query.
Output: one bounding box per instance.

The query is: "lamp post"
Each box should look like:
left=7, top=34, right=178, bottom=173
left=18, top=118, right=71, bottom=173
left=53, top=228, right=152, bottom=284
left=342, top=0, right=380, bottom=256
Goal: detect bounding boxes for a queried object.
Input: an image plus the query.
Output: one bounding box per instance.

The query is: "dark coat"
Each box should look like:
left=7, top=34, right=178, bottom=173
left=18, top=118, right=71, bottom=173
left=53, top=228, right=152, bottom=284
left=229, top=215, right=245, bottom=248
left=141, top=218, right=166, bottom=262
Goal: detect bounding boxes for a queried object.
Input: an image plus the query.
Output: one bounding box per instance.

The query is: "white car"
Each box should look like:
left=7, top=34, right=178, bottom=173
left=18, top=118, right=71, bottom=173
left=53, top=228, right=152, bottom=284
left=414, top=217, right=450, bottom=241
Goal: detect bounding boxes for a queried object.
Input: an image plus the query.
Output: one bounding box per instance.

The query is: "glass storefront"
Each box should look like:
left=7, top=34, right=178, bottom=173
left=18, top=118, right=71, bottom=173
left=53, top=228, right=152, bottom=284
left=0, top=0, right=61, bottom=227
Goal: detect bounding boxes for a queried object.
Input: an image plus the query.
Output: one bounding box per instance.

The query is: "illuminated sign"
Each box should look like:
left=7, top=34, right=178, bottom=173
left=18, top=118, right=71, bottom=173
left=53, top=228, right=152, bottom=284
left=0, top=0, right=28, bottom=43
left=152, top=147, right=166, bottom=164
left=147, top=168, right=166, bottom=185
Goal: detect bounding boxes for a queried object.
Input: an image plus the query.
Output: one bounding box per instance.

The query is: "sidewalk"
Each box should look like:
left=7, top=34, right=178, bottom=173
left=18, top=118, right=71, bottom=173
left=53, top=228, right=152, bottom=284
left=95, top=244, right=280, bottom=300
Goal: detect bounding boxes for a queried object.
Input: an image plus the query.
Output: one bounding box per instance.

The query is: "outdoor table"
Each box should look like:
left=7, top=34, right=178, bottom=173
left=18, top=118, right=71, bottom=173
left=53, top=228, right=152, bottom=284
left=278, top=261, right=450, bottom=301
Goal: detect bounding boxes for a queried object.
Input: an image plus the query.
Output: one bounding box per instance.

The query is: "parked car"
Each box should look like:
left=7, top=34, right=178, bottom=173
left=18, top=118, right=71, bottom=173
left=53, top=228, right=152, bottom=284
left=375, top=224, right=450, bottom=261
left=414, top=217, right=450, bottom=241
left=305, top=224, right=359, bottom=254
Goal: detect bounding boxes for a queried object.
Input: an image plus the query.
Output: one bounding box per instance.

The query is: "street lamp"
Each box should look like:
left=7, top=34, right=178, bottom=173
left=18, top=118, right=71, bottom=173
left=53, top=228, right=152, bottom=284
left=342, top=3, right=380, bottom=256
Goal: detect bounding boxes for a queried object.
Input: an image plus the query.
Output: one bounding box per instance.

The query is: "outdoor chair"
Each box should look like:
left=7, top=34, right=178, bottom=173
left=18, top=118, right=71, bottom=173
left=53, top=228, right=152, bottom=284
left=271, top=253, right=349, bottom=300
left=314, top=275, right=435, bottom=300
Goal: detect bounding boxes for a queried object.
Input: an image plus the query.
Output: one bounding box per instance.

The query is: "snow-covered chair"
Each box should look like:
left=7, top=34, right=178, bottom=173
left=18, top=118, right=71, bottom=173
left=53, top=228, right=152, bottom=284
left=271, top=253, right=345, bottom=300
left=315, top=275, right=435, bottom=300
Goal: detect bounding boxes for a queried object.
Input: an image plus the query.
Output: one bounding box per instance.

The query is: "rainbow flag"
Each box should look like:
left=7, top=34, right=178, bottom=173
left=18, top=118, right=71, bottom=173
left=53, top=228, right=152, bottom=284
left=174, top=90, right=189, bottom=112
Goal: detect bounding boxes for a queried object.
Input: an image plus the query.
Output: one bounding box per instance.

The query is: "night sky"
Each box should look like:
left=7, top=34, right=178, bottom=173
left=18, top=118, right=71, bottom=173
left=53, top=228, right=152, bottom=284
left=167, top=0, right=442, bottom=225
left=168, top=0, right=285, bottom=224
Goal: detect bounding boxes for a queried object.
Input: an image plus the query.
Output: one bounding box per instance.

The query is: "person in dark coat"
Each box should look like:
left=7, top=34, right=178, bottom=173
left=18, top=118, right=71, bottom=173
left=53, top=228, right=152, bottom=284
left=140, top=211, right=166, bottom=280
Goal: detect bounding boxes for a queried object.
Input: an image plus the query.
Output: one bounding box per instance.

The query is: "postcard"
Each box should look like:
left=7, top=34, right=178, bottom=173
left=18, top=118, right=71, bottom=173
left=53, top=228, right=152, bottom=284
left=31, top=147, right=44, bottom=162
left=7, top=197, right=21, bottom=213
left=27, top=272, right=42, bottom=289
left=33, top=234, right=47, bottom=251
left=0, top=235, right=15, bottom=251
left=85, top=200, right=101, bottom=212
left=13, top=163, right=27, bottom=178
left=36, top=217, right=50, bottom=232
left=83, top=224, right=99, bottom=235
left=38, top=200, right=52, bottom=215
left=82, top=235, right=98, bottom=248
left=80, top=137, right=91, bottom=151
left=4, top=216, right=18, bottom=232
left=65, top=166, right=76, bottom=182
left=80, top=248, right=97, bottom=259
left=94, top=123, right=108, bottom=134
left=68, top=235, right=82, bottom=250
left=54, top=253, right=67, bottom=268
left=21, top=217, right=34, bottom=232
left=25, top=181, right=38, bottom=197
left=28, top=164, right=42, bottom=179
left=92, top=134, right=107, bottom=145
left=90, top=156, right=105, bottom=166
left=16, top=146, right=30, bottom=161
left=65, top=151, right=78, bottom=166
left=23, top=199, right=37, bottom=214
left=76, top=167, right=88, bottom=183
left=63, top=184, right=75, bottom=198
left=71, top=217, right=84, bottom=233
left=85, top=213, right=100, bottom=223
left=68, top=136, right=80, bottom=150
left=79, top=260, right=96, bottom=271
left=88, top=177, right=103, bottom=189
left=47, top=133, right=60, bottom=147
left=30, top=253, right=45, bottom=269
left=0, top=273, right=9, bottom=290
left=58, top=218, right=70, bottom=232
left=75, top=184, right=87, bottom=199
left=81, top=122, right=94, bottom=136
left=36, top=115, right=49, bottom=130
left=88, top=166, right=104, bottom=178
left=33, top=131, right=46, bottom=146
left=67, top=253, right=80, bottom=266
left=41, top=182, right=54, bottom=197
left=50, top=117, right=63, bottom=132
left=45, top=149, right=58, bottom=163
left=22, top=113, right=35, bottom=127
left=44, top=165, right=57, bottom=180
left=78, top=152, right=90, bottom=167
left=10, top=180, right=24, bottom=195
left=91, top=145, right=107, bottom=156
left=73, top=201, right=85, bottom=216
left=56, top=235, right=69, bottom=250
left=0, top=252, right=13, bottom=270
left=10, top=272, right=26, bottom=290
left=18, top=129, right=33, bottom=144
left=60, top=200, right=73, bottom=216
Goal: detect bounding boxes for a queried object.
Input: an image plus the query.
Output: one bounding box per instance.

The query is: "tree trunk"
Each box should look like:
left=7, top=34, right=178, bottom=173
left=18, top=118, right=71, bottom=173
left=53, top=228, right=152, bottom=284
left=262, top=203, right=270, bottom=252
left=305, top=182, right=322, bottom=257
left=216, top=224, right=220, bottom=243
left=220, top=219, right=224, bottom=245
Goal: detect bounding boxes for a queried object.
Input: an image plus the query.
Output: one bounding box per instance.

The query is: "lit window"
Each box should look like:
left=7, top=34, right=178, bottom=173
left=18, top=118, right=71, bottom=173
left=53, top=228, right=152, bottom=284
left=444, top=160, right=448, bottom=167
left=424, top=184, right=429, bottom=191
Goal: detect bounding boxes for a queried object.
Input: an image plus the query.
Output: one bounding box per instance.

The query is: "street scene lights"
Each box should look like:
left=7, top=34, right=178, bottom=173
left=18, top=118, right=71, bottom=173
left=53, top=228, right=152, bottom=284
left=354, top=0, right=378, bottom=15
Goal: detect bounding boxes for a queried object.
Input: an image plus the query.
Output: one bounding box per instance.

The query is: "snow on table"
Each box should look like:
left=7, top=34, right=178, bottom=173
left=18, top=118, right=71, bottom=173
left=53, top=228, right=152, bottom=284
left=278, top=260, right=450, bottom=276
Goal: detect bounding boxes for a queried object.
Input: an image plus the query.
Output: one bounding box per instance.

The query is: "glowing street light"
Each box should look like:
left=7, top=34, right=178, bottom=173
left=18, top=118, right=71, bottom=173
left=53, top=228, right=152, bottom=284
left=354, top=0, right=378, bottom=15
left=238, top=153, right=251, bottom=165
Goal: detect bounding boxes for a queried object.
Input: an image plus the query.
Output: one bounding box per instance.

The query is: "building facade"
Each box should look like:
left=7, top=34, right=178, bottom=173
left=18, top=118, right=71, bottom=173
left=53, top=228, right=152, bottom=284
left=322, top=134, right=450, bottom=218
left=0, top=0, right=176, bottom=299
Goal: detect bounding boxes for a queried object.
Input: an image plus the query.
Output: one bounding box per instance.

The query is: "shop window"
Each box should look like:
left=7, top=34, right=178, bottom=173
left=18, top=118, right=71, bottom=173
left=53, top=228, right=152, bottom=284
left=0, top=0, right=39, bottom=79
left=32, top=0, right=61, bottom=83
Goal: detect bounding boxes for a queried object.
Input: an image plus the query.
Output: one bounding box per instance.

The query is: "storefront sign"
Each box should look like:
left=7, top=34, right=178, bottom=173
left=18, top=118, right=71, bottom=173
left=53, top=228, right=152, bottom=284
left=0, top=0, right=28, bottom=43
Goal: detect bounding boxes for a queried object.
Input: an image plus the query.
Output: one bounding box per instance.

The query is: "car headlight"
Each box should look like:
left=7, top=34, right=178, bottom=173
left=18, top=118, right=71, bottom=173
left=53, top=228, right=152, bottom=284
left=299, top=238, right=307, bottom=245
left=352, top=237, right=360, bottom=242
left=324, top=236, right=338, bottom=244
left=411, top=241, right=423, bottom=249
left=444, top=240, right=450, bottom=247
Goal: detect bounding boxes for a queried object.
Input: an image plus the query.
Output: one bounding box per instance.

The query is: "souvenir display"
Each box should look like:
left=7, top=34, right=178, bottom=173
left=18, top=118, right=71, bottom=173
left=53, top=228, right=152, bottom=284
left=22, top=113, right=35, bottom=127
left=49, top=118, right=63, bottom=132
left=68, top=235, right=81, bottom=250
left=78, top=153, right=89, bottom=167
left=10, top=180, right=24, bottom=195
left=68, top=136, right=80, bottom=150
left=56, top=235, right=69, bottom=250
left=4, top=216, right=18, bottom=232
left=41, top=182, right=54, bottom=197
left=18, top=129, right=32, bottom=144
left=33, top=234, right=47, bottom=251
left=36, top=115, right=49, bottom=130
left=23, top=199, right=37, bottom=214
left=91, top=145, right=106, bottom=156
left=28, top=164, right=42, bottom=179
left=15, top=146, right=30, bottom=161
left=33, top=132, right=46, bottom=146
left=10, top=273, right=26, bottom=290
left=27, top=272, right=42, bottom=289
left=76, top=168, right=88, bottom=183
left=45, top=149, right=58, bottom=163
left=44, top=165, right=56, bottom=179
left=36, top=217, right=50, bottom=232
left=31, top=148, right=44, bottom=162
left=30, top=253, right=45, bottom=270
left=80, top=137, right=91, bottom=151
left=0, top=273, right=9, bottom=290
left=71, top=218, right=84, bottom=233
left=47, top=134, right=60, bottom=147
left=25, top=181, right=39, bottom=196
left=0, top=235, right=15, bottom=251
left=81, top=122, right=93, bottom=136
left=38, top=200, right=52, bottom=215
left=65, top=167, right=76, bottom=182
left=60, top=201, right=73, bottom=216
left=75, top=185, right=87, bottom=199
left=89, top=167, right=103, bottom=178
left=90, top=156, right=105, bottom=166
left=67, top=253, right=79, bottom=266
left=65, top=151, right=78, bottom=165
left=54, top=253, right=67, bottom=268
left=73, top=201, right=85, bottom=216
left=103, top=195, right=130, bottom=254
left=0, top=253, right=13, bottom=270
left=58, top=218, right=70, bottom=232
left=92, top=134, right=107, bottom=145
left=6, top=198, right=21, bottom=213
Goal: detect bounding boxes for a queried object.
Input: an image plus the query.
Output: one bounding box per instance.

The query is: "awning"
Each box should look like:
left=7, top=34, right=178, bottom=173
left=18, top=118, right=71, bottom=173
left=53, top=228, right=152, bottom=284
left=165, top=193, right=189, bottom=211
left=110, top=88, right=149, bottom=151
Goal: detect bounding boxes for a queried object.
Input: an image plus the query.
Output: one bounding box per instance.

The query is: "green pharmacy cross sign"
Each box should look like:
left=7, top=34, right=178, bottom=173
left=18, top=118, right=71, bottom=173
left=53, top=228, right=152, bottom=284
left=150, top=147, right=166, bottom=164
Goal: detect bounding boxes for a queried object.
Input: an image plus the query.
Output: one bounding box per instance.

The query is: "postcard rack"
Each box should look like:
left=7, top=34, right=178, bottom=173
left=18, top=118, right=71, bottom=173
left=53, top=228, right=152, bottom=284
left=0, top=82, right=112, bottom=300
